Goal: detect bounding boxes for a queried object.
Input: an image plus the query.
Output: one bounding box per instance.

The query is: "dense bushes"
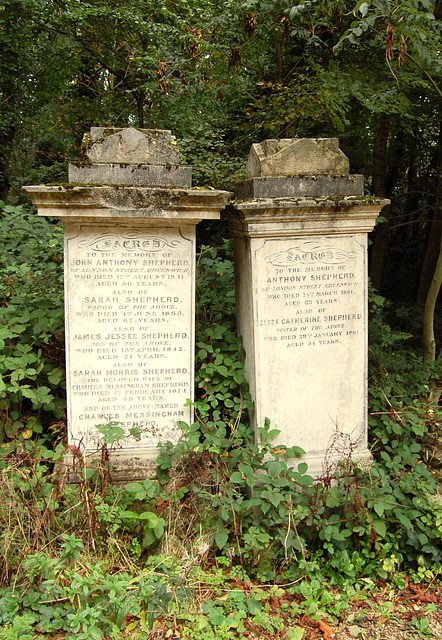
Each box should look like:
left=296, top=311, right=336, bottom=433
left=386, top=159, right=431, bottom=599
left=0, top=203, right=441, bottom=638
left=0, top=201, right=65, bottom=444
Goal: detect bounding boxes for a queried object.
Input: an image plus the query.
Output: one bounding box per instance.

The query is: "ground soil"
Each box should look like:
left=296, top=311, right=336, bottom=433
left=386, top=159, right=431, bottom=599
left=142, top=578, right=442, bottom=640
left=331, top=580, right=442, bottom=640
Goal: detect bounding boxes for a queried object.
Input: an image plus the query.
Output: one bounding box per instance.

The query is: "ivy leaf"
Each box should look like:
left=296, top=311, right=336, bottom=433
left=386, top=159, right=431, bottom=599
left=359, top=2, right=369, bottom=17
left=396, top=510, right=413, bottom=531
left=267, top=461, right=284, bottom=478
left=216, top=365, right=229, bottom=377
left=208, top=608, right=226, bottom=626
left=48, top=368, right=64, bottom=386
left=373, top=500, right=390, bottom=517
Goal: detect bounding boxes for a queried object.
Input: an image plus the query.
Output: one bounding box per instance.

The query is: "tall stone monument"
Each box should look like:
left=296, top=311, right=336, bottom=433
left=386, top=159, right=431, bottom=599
left=230, top=138, right=388, bottom=477
left=25, top=127, right=230, bottom=479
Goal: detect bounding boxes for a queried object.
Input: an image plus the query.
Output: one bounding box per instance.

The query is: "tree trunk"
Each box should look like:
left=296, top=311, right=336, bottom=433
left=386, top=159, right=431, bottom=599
left=369, top=113, right=390, bottom=291
left=416, top=116, right=442, bottom=305
left=423, top=236, right=442, bottom=364
left=275, top=23, right=283, bottom=83
left=423, top=232, right=442, bottom=403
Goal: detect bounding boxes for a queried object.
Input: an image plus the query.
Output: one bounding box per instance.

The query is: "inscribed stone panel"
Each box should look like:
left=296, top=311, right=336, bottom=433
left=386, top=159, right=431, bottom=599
left=64, top=224, right=193, bottom=450
left=254, top=234, right=367, bottom=456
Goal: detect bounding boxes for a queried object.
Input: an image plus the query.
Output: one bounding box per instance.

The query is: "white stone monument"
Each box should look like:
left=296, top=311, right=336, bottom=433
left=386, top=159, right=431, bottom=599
left=230, top=138, right=388, bottom=478
left=25, top=127, right=230, bottom=479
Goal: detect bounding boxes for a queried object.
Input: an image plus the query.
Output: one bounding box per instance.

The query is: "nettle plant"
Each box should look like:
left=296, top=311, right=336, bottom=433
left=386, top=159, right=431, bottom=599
left=0, top=201, right=65, bottom=444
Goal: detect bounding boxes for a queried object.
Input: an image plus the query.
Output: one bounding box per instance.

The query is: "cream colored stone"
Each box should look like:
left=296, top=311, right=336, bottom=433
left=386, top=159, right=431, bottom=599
left=22, top=186, right=229, bottom=481
left=64, top=223, right=193, bottom=454
left=231, top=173, right=387, bottom=478
left=249, top=233, right=368, bottom=476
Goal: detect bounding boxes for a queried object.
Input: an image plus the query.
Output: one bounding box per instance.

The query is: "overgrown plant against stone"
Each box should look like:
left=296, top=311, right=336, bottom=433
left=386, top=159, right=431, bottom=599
left=0, top=205, right=441, bottom=638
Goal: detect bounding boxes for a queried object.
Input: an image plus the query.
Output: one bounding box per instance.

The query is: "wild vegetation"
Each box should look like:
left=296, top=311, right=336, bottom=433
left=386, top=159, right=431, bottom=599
left=0, top=201, right=441, bottom=638
left=1, top=0, right=442, bottom=636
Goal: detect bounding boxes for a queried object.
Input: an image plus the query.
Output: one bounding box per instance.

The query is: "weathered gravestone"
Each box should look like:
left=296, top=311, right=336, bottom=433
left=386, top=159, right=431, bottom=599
left=230, top=138, right=389, bottom=478
left=24, top=127, right=230, bottom=479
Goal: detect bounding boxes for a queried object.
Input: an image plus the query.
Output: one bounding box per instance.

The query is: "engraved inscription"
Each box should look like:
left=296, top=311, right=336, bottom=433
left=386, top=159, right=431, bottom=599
left=66, top=226, right=193, bottom=450
left=254, top=234, right=367, bottom=447
left=259, top=238, right=362, bottom=347
left=266, top=241, right=357, bottom=267
left=77, top=231, right=180, bottom=253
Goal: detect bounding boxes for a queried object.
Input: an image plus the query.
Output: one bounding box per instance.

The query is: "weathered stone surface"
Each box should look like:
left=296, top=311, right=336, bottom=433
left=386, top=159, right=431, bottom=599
left=63, top=222, right=194, bottom=458
left=230, top=200, right=386, bottom=478
left=23, top=185, right=230, bottom=222
left=68, top=162, right=192, bottom=187
left=24, top=127, right=232, bottom=481
left=236, top=230, right=371, bottom=478
left=230, top=138, right=388, bottom=478
left=83, top=127, right=180, bottom=165
left=235, top=174, right=364, bottom=200
left=245, top=138, right=350, bottom=178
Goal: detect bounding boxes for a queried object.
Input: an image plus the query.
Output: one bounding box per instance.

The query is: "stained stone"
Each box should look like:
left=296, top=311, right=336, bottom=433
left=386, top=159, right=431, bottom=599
left=24, top=128, right=231, bottom=480
left=231, top=138, right=388, bottom=478
left=235, top=174, right=364, bottom=200
left=70, top=128, right=190, bottom=187
left=245, top=138, right=350, bottom=179
left=68, top=163, right=192, bottom=187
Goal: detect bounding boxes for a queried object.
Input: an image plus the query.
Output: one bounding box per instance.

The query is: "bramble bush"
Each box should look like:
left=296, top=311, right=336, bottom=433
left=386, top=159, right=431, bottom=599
left=155, top=264, right=442, bottom=584
left=0, top=204, right=441, bottom=638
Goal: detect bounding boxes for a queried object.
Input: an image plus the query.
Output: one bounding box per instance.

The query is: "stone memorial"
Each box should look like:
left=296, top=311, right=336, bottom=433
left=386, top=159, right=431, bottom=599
left=229, top=138, right=389, bottom=477
left=24, top=127, right=230, bottom=479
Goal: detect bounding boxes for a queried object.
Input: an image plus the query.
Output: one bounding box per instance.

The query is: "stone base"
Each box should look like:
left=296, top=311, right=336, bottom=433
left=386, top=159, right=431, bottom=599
left=69, top=163, right=192, bottom=187
left=287, top=448, right=373, bottom=481
left=235, top=175, right=364, bottom=200
left=65, top=448, right=160, bottom=483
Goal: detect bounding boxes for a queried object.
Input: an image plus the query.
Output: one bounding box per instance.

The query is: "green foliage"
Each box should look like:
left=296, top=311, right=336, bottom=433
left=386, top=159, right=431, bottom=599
left=156, top=246, right=442, bottom=584
left=0, top=436, right=190, bottom=637
left=0, top=237, right=441, bottom=638
left=0, top=202, right=65, bottom=443
left=179, top=130, right=245, bottom=190
left=0, top=551, right=187, bottom=638
left=364, top=289, right=442, bottom=571
left=194, top=242, right=252, bottom=429
left=0, top=612, right=41, bottom=640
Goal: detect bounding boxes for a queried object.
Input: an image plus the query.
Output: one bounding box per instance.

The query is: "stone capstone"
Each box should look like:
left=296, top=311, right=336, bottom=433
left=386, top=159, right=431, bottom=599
left=68, top=163, right=192, bottom=187
left=84, top=127, right=180, bottom=164
left=70, top=127, right=191, bottom=187
left=245, top=138, right=350, bottom=178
